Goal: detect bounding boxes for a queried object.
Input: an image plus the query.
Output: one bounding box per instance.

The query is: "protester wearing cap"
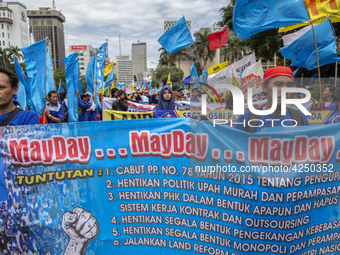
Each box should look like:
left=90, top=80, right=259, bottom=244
left=172, top=84, right=183, bottom=102
left=234, top=66, right=309, bottom=132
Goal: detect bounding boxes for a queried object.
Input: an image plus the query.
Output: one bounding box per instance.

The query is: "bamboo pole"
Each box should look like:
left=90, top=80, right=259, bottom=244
left=302, top=0, right=322, bottom=100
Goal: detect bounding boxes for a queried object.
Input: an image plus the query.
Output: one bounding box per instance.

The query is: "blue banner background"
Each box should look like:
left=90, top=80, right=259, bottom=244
left=0, top=120, right=339, bottom=254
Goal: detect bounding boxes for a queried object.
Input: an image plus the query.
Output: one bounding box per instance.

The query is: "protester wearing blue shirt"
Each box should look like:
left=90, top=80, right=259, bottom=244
left=45, top=90, right=64, bottom=123
left=77, top=90, right=91, bottom=122
left=85, top=92, right=97, bottom=121
left=234, top=66, right=309, bottom=132
left=0, top=67, right=39, bottom=126
left=190, top=88, right=201, bottom=103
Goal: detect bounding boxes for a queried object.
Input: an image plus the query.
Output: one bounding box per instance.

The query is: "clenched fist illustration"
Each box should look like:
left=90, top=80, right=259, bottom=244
left=61, top=207, right=99, bottom=255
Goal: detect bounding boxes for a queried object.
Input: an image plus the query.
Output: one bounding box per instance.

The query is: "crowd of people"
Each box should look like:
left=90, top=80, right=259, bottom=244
left=1, top=66, right=340, bottom=128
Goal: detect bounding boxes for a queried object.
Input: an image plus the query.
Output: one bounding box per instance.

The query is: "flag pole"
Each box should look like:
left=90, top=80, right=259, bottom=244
left=44, top=38, right=48, bottom=99
left=94, top=55, right=97, bottom=96
left=302, top=0, right=322, bottom=99
left=329, top=19, right=338, bottom=87
left=48, top=41, right=56, bottom=90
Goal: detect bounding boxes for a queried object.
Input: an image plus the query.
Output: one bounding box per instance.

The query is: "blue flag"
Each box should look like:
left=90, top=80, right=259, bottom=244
left=16, top=76, right=27, bottom=110
left=78, top=70, right=83, bottom=95
left=86, top=56, right=95, bottom=94
left=57, top=80, right=64, bottom=93
left=46, top=45, right=54, bottom=93
left=63, top=53, right=79, bottom=122
left=22, top=39, right=46, bottom=115
left=103, top=66, right=114, bottom=90
left=158, top=16, right=194, bottom=55
left=281, top=19, right=340, bottom=70
left=95, top=43, right=107, bottom=92
left=14, top=58, right=30, bottom=109
left=201, top=69, right=208, bottom=84
left=233, top=0, right=309, bottom=39
left=117, top=82, right=125, bottom=91
left=140, top=81, right=146, bottom=92
left=183, top=75, right=192, bottom=84
left=190, top=63, right=200, bottom=85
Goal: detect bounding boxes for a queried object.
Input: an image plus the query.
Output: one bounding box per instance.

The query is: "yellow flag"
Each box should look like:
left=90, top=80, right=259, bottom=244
left=232, top=73, right=241, bottom=88
left=208, top=61, right=229, bottom=75
left=104, top=62, right=114, bottom=76
left=111, top=81, right=115, bottom=89
left=279, top=0, right=340, bottom=32
left=166, top=73, right=172, bottom=88
left=131, top=83, right=135, bottom=92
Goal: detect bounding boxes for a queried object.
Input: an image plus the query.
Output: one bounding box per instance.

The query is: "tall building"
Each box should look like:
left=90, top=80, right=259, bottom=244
left=27, top=7, right=66, bottom=69
left=0, top=1, right=29, bottom=49
left=131, top=41, right=146, bottom=85
left=164, top=20, right=191, bottom=32
left=69, top=45, right=96, bottom=76
left=116, top=56, right=134, bottom=84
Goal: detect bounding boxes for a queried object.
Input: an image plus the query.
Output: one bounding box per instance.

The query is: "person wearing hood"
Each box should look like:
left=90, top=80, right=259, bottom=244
left=112, top=90, right=128, bottom=111
left=153, top=86, right=183, bottom=111
left=85, top=92, right=97, bottom=121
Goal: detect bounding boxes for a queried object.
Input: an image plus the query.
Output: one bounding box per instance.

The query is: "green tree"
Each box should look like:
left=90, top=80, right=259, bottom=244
left=158, top=47, right=176, bottom=67
left=218, top=0, right=236, bottom=29
left=193, top=61, right=203, bottom=77
left=154, top=65, right=184, bottom=85
left=54, top=68, right=66, bottom=88
left=194, top=30, right=216, bottom=69
left=171, top=48, right=192, bottom=69
left=0, top=47, right=11, bottom=68
left=8, top=46, right=24, bottom=62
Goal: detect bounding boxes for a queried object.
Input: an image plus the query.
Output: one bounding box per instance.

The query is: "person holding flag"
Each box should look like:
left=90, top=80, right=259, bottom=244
left=45, top=90, right=65, bottom=124
left=315, top=86, right=338, bottom=110
left=0, top=67, right=39, bottom=126
left=85, top=92, right=97, bottom=121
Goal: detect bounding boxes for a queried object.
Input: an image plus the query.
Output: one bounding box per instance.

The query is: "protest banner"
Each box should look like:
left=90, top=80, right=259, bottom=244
left=104, top=110, right=153, bottom=120
left=0, top=119, right=339, bottom=254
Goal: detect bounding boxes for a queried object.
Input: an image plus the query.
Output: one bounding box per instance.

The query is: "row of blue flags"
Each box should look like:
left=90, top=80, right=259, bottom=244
left=232, top=1, right=340, bottom=71
left=18, top=38, right=108, bottom=122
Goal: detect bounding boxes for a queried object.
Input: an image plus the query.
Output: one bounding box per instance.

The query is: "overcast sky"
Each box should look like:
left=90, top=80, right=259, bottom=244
left=18, top=0, right=227, bottom=68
